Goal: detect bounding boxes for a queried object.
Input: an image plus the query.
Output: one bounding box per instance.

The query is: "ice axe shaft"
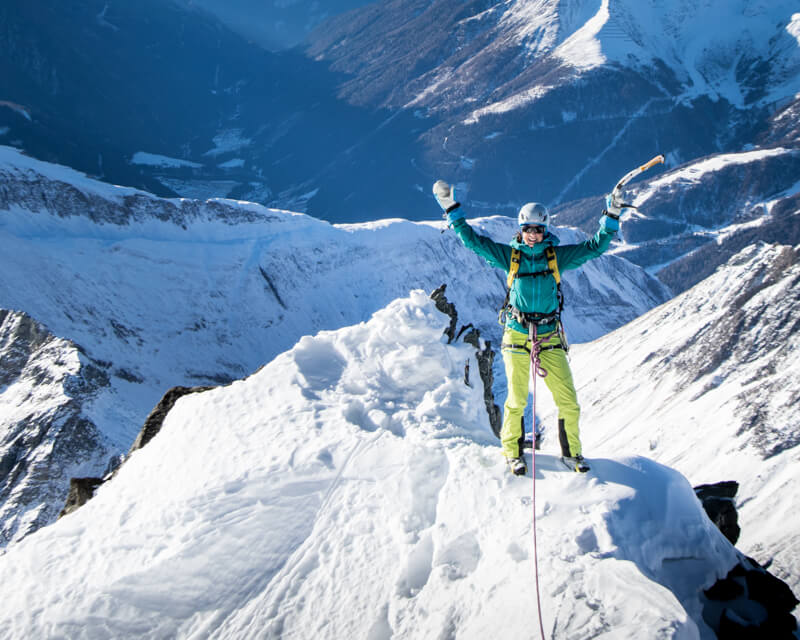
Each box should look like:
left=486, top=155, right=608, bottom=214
left=609, top=154, right=665, bottom=211
left=613, top=154, right=665, bottom=193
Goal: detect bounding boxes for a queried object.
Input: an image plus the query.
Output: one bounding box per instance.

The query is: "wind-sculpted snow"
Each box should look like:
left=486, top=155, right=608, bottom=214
left=0, top=292, right=736, bottom=639
left=557, top=242, right=800, bottom=592
left=0, top=146, right=668, bottom=545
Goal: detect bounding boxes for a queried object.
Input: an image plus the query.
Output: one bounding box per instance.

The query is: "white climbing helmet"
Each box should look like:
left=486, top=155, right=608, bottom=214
left=518, top=202, right=549, bottom=229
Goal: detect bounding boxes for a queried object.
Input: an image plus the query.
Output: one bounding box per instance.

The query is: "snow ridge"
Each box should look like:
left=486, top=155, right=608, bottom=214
left=0, top=291, right=737, bottom=639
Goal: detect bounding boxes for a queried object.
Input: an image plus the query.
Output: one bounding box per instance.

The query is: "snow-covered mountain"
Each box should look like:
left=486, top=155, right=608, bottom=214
left=0, top=145, right=667, bottom=546
left=3, top=0, right=798, bottom=228
left=0, top=290, right=749, bottom=638
left=0, top=309, right=115, bottom=541
left=307, top=0, right=800, bottom=217
left=311, top=0, right=800, bottom=112
left=538, top=241, right=800, bottom=594
left=0, top=154, right=798, bottom=636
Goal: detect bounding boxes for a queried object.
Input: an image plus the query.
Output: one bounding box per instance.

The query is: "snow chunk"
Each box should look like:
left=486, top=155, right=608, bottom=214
left=786, top=13, right=800, bottom=45
left=203, top=129, right=252, bottom=157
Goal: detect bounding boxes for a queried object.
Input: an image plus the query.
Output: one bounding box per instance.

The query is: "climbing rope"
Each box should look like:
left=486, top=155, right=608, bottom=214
left=529, top=324, right=548, bottom=640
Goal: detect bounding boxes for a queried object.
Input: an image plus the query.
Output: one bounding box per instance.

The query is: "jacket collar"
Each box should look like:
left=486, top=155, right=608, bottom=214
left=510, top=231, right=561, bottom=257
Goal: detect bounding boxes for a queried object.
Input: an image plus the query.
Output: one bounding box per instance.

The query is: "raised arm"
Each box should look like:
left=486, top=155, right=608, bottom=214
left=555, top=212, right=619, bottom=271
left=433, top=180, right=512, bottom=271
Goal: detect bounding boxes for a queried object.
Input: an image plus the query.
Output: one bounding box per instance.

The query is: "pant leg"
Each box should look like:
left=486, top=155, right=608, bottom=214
left=539, top=333, right=582, bottom=457
left=501, top=326, right=531, bottom=459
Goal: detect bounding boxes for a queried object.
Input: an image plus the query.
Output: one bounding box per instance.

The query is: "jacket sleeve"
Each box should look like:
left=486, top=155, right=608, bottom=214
left=554, top=217, right=617, bottom=271
left=451, top=217, right=512, bottom=271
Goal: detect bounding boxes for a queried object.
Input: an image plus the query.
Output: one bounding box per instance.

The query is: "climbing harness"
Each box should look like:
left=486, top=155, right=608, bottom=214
left=499, top=244, right=569, bottom=355
left=529, top=323, right=548, bottom=640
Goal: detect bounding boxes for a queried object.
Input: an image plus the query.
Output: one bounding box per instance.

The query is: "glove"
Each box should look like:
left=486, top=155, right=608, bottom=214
left=599, top=213, right=620, bottom=232
left=605, top=192, right=637, bottom=220
left=604, top=193, right=623, bottom=219
left=433, top=180, right=461, bottom=214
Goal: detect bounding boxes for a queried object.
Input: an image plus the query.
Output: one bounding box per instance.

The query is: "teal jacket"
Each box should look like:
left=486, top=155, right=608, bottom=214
left=451, top=216, right=618, bottom=334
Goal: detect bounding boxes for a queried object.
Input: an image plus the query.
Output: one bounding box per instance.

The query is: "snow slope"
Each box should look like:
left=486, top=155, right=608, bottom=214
left=0, top=145, right=668, bottom=545
left=541, top=242, right=800, bottom=593
left=0, top=291, right=737, bottom=639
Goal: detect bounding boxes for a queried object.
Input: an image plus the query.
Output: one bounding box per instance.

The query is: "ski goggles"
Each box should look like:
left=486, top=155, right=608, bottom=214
left=521, top=225, right=546, bottom=234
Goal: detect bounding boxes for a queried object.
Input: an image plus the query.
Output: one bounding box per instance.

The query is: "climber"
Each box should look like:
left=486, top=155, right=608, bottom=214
left=433, top=180, right=623, bottom=475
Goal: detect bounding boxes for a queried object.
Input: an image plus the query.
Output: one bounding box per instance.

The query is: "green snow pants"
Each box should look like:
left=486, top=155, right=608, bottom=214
left=500, top=326, right=581, bottom=459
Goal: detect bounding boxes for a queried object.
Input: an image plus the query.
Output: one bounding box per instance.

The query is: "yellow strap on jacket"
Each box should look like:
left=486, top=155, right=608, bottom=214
left=506, top=248, right=521, bottom=287
left=507, top=246, right=559, bottom=287
left=545, top=246, right=560, bottom=285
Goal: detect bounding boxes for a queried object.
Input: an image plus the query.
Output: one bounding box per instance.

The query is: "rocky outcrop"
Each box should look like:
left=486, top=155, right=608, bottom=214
left=460, top=325, right=502, bottom=439
left=59, top=477, right=104, bottom=518
left=0, top=309, right=112, bottom=544
left=430, top=284, right=458, bottom=344
left=57, top=385, right=216, bottom=517
left=704, top=556, right=799, bottom=639
left=696, top=481, right=799, bottom=638
left=695, top=481, right=741, bottom=545
left=430, top=284, right=502, bottom=439
left=128, top=385, right=215, bottom=454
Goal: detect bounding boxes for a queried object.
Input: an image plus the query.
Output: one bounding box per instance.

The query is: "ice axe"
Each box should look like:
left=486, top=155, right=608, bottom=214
left=607, top=154, right=665, bottom=215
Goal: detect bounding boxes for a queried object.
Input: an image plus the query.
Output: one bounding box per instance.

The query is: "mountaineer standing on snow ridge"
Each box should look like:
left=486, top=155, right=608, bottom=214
left=433, top=180, right=624, bottom=475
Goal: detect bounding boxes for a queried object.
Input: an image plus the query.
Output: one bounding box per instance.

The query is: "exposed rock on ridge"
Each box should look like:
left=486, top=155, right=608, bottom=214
left=0, top=309, right=112, bottom=544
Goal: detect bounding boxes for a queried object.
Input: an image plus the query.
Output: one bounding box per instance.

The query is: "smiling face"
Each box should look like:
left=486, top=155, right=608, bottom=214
left=521, top=225, right=546, bottom=247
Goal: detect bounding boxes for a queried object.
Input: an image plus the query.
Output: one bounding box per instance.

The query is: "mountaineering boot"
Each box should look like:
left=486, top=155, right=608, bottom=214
left=561, top=454, right=590, bottom=473
left=507, top=456, right=527, bottom=476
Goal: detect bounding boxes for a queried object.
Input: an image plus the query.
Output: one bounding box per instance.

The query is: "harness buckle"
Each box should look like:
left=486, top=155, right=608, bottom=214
left=509, top=306, right=559, bottom=329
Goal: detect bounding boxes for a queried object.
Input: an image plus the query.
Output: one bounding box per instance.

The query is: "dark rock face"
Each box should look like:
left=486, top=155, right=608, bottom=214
left=460, top=325, right=502, bottom=439
left=696, top=481, right=799, bottom=638
left=0, top=309, right=112, bottom=544
left=129, top=385, right=215, bottom=454
left=695, top=481, right=741, bottom=545
left=703, top=557, right=799, bottom=639
left=430, top=284, right=459, bottom=344
left=59, top=477, right=104, bottom=518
